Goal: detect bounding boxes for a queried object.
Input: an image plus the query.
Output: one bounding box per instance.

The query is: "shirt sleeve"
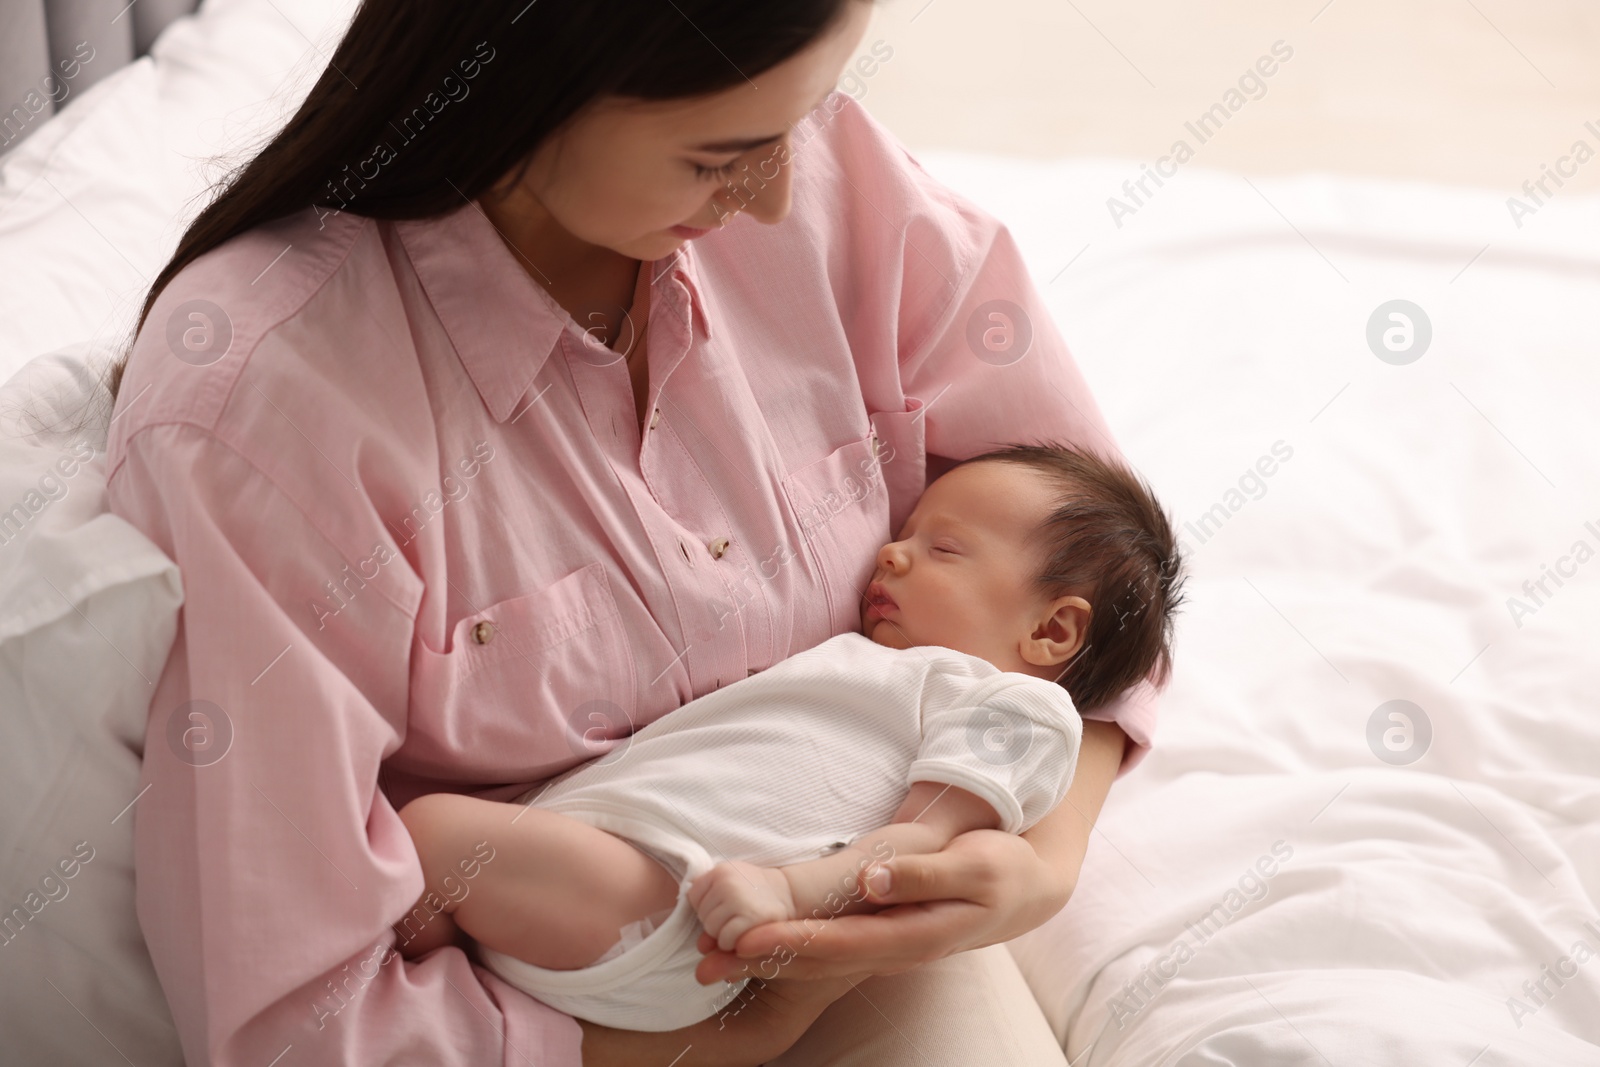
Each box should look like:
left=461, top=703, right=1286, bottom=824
left=889, top=143, right=1163, bottom=775
left=906, top=663, right=1084, bottom=835
left=106, top=423, right=584, bottom=1067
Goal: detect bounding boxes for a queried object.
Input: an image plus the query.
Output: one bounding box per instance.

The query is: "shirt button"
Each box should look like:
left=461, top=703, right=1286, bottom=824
left=471, top=621, right=496, bottom=645
left=650, top=408, right=661, bottom=430
left=708, top=536, right=730, bottom=559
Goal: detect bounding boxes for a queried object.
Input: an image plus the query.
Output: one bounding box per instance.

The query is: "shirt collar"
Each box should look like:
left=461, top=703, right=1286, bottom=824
left=645, top=241, right=714, bottom=345
left=396, top=203, right=714, bottom=424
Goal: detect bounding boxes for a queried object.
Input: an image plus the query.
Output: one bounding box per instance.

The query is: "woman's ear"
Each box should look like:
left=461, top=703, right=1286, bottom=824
left=1021, top=595, right=1092, bottom=670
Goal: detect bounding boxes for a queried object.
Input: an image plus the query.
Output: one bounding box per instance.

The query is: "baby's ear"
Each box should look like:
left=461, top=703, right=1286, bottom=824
left=1024, top=595, right=1091, bottom=668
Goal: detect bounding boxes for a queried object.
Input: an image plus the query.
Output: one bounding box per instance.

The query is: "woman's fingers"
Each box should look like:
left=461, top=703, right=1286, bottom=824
left=694, top=945, right=740, bottom=985
left=862, top=831, right=1016, bottom=906
left=690, top=834, right=1026, bottom=984
left=695, top=900, right=988, bottom=982
left=743, top=899, right=984, bottom=959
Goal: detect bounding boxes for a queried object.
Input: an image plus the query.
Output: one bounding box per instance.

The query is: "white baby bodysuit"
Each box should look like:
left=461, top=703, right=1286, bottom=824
left=477, top=631, right=1082, bottom=1032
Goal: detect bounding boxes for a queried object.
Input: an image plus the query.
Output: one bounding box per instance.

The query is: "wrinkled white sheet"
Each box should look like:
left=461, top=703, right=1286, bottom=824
left=921, top=153, right=1600, bottom=1064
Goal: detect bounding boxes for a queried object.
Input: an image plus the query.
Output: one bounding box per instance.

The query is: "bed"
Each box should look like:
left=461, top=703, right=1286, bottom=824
left=3, top=1, right=1597, bottom=1063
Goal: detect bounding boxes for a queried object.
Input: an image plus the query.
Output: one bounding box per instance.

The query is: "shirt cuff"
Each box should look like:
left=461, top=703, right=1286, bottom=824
left=1080, top=678, right=1158, bottom=776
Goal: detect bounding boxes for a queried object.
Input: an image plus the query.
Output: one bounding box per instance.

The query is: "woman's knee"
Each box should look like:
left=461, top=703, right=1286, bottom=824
left=766, top=946, right=1066, bottom=1067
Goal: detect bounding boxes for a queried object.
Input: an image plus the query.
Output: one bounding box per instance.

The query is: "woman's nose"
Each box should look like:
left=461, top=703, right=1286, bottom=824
left=711, top=138, right=794, bottom=226
left=742, top=148, right=793, bottom=225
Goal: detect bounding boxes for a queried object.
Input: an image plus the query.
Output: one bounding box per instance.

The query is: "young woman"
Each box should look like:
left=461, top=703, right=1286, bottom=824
left=103, top=2, right=1158, bottom=1064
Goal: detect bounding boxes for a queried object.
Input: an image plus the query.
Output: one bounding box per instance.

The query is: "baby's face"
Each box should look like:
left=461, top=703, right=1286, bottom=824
left=861, top=460, right=1066, bottom=675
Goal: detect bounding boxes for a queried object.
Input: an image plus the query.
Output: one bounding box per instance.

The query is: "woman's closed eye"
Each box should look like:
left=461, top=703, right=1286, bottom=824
left=692, top=159, right=740, bottom=181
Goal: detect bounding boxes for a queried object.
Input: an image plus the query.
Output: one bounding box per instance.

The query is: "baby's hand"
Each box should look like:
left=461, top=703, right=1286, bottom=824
left=687, top=860, right=797, bottom=952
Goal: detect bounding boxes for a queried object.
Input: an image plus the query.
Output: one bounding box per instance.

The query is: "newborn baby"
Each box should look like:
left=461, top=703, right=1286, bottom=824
left=395, top=442, right=1183, bottom=1032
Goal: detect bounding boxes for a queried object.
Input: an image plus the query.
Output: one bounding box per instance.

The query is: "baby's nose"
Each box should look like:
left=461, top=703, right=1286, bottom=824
left=877, top=541, right=907, bottom=571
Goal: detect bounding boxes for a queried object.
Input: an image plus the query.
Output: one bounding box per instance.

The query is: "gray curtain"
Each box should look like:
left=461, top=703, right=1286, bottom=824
left=1, top=0, right=198, bottom=154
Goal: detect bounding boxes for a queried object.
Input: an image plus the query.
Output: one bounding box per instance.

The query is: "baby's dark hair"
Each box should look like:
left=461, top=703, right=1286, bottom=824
left=952, top=443, right=1186, bottom=712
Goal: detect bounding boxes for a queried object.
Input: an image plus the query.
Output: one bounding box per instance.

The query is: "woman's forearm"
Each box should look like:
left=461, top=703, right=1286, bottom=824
left=1019, top=720, right=1128, bottom=900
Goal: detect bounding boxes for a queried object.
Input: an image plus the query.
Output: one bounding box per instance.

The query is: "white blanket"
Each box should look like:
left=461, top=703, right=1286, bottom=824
left=926, top=153, right=1600, bottom=1063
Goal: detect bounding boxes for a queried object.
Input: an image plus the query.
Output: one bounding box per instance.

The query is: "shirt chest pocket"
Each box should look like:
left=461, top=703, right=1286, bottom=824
left=781, top=429, right=893, bottom=636
left=408, top=561, right=638, bottom=781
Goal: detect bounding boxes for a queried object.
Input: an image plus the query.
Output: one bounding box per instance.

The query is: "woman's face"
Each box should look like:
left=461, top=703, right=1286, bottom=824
left=512, top=1, right=874, bottom=261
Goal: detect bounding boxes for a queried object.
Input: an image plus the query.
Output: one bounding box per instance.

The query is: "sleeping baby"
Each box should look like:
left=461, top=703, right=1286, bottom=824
left=394, top=441, right=1184, bottom=1032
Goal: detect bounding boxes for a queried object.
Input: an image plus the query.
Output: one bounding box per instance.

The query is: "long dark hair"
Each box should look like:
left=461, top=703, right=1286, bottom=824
left=105, top=0, right=858, bottom=402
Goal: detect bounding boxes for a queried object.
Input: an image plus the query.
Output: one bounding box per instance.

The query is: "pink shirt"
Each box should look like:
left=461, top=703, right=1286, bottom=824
left=106, top=91, right=1158, bottom=1067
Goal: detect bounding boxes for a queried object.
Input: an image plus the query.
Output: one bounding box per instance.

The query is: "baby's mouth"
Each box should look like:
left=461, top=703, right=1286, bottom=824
left=865, top=581, right=898, bottom=616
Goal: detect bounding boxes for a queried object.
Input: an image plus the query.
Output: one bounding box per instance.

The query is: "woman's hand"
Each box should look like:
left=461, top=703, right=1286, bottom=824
left=693, top=826, right=1068, bottom=983
left=578, top=973, right=858, bottom=1067
left=694, top=719, right=1129, bottom=984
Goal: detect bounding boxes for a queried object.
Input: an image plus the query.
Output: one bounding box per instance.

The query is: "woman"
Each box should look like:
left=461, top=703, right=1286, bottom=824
left=103, top=1, right=1159, bottom=1064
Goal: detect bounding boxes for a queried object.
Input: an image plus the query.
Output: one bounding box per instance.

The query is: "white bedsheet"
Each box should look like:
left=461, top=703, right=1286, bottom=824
left=2, top=1, right=1597, bottom=1060
left=923, top=154, right=1600, bottom=1063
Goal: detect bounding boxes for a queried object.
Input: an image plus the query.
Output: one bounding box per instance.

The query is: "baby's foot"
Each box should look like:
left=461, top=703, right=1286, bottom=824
left=687, top=860, right=797, bottom=952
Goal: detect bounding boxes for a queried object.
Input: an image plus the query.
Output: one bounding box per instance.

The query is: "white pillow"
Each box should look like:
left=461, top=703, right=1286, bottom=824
left=0, top=0, right=358, bottom=381
left=0, top=342, right=185, bottom=1065
left=0, top=2, right=361, bottom=1059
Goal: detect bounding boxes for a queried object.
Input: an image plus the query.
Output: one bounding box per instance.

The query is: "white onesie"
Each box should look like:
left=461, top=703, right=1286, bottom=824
left=476, top=631, right=1083, bottom=1032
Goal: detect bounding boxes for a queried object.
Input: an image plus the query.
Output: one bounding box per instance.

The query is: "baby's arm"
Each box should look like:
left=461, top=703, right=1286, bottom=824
left=689, top=780, right=1000, bottom=952
left=395, top=792, right=680, bottom=969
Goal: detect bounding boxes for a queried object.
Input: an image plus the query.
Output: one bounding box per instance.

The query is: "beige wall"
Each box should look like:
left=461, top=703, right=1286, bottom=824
left=852, top=0, right=1600, bottom=195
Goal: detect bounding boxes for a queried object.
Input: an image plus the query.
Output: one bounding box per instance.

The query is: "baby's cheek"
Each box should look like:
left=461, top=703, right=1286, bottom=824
left=867, top=620, right=907, bottom=649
